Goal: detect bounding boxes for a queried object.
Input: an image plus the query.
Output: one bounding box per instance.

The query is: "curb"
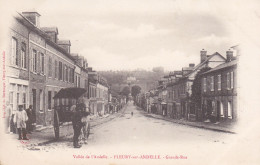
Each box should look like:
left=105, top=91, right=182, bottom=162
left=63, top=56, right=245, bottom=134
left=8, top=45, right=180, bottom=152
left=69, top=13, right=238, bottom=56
left=141, top=110, right=236, bottom=134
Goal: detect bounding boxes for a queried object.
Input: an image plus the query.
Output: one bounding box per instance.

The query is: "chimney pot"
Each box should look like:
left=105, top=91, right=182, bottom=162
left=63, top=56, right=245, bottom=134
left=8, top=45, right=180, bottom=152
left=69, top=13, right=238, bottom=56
left=200, top=49, right=207, bottom=63
left=226, top=49, right=233, bottom=62
left=189, top=63, right=195, bottom=67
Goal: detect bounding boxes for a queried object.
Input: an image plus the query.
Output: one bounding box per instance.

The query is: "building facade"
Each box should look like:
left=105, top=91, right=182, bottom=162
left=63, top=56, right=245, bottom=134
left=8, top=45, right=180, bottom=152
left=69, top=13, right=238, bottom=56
left=200, top=50, right=238, bottom=122
left=6, top=11, right=98, bottom=126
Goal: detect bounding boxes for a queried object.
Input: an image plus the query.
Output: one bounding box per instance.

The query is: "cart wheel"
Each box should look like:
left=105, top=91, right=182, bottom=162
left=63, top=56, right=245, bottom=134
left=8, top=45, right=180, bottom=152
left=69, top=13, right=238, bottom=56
left=54, top=110, right=60, bottom=140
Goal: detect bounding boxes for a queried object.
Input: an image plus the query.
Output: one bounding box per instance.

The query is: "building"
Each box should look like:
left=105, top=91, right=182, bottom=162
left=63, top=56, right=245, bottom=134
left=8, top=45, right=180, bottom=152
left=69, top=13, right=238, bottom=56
left=7, top=13, right=30, bottom=121
left=7, top=11, right=94, bottom=126
left=170, top=50, right=226, bottom=120
left=200, top=49, right=238, bottom=123
left=88, top=70, right=109, bottom=116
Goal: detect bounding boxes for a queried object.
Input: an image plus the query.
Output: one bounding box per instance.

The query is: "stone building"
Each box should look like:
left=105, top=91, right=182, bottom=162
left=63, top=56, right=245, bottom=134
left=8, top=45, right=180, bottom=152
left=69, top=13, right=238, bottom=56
left=6, top=11, right=96, bottom=126
left=200, top=49, right=238, bottom=123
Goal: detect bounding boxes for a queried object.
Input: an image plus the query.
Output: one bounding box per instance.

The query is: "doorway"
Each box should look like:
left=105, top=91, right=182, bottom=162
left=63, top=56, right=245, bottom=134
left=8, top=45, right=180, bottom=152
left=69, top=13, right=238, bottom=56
left=32, top=89, right=36, bottom=123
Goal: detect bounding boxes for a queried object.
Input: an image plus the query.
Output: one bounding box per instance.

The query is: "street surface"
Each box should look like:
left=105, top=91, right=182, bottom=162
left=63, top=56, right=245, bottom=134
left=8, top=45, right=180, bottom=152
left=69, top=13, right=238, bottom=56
left=8, top=102, right=256, bottom=165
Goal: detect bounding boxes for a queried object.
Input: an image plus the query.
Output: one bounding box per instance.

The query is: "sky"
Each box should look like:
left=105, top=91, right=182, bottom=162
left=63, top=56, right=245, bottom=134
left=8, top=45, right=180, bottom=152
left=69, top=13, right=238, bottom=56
left=2, top=0, right=260, bottom=71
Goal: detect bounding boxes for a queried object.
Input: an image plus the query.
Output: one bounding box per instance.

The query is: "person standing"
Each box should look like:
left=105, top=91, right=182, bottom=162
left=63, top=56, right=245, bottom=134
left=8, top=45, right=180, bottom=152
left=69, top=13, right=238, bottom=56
left=26, top=105, right=33, bottom=133
left=14, top=105, right=28, bottom=140
left=72, top=104, right=84, bottom=148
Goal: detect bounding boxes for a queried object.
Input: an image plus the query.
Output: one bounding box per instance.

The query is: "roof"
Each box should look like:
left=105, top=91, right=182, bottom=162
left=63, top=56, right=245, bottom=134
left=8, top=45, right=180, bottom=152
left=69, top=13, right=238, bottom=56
left=185, top=52, right=225, bottom=77
left=182, top=67, right=193, bottom=71
left=40, top=27, right=59, bottom=34
left=202, top=59, right=238, bottom=75
left=53, top=88, right=87, bottom=99
left=16, top=13, right=76, bottom=62
left=57, top=40, right=71, bottom=45
left=22, top=11, right=41, bottom=16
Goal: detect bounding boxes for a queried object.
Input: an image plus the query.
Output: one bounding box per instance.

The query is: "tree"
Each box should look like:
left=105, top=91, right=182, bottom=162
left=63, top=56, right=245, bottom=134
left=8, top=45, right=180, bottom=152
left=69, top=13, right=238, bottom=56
left=120, top=86, right=130, bottom=97
left=191, top=67, right=211, bottom=107
left=131, top=85, right=141, bottom=98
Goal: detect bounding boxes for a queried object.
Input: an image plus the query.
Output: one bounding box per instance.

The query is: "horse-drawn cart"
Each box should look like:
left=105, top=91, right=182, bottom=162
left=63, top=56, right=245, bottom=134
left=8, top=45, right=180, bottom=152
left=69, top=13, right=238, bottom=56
left=53, top=87, right=89, bottom=140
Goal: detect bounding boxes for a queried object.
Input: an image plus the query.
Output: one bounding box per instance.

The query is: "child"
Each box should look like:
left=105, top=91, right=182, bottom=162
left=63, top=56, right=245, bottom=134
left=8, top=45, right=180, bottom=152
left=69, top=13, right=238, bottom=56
left=14, top=105, right=28, bottom=140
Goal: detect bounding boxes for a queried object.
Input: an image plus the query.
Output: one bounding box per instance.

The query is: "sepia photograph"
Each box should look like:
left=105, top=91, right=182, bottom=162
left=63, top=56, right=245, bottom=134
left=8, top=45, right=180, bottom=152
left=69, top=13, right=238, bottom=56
left=0, top=0, right=260, bottom=165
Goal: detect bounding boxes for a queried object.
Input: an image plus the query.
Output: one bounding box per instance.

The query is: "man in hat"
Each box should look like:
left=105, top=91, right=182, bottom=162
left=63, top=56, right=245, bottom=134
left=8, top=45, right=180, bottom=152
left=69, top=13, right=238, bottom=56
left=26, top=105, right=33, bottom=133
left=72, top=103, right=84, bottom=148
left=14, top=105, right=28, bottom=140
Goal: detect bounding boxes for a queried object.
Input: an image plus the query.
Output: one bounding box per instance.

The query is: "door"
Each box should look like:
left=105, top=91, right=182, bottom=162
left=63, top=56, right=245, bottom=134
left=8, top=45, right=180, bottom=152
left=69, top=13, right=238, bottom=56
left=216, top=101, right=220, bottom=122
left=32, top=89, right=36, bottom=123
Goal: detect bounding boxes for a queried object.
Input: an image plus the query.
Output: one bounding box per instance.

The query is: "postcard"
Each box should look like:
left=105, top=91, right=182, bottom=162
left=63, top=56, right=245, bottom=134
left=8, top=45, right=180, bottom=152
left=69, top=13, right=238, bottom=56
left=1, top=0, right=260, bottom=165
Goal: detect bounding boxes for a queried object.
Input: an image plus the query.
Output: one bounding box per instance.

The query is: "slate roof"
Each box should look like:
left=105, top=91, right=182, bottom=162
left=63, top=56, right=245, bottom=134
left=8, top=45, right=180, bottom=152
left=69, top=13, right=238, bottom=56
left=57, top=40, right=71, bottom=45
left=40, top=27, right=59, bottom=34
left=202, top=59, right=237, bottom=75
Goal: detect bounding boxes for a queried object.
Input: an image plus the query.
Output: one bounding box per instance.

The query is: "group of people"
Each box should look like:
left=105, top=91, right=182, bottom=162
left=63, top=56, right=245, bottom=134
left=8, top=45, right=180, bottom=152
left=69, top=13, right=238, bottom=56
left=5, top=99, right=90, bottom=147
left=5, top=102, right=34, bottom=140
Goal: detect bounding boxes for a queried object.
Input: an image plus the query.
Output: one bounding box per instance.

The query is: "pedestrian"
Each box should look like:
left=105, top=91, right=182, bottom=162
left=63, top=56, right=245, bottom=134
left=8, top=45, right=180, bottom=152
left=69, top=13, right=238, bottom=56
left=72, top=103, right=84, bottom=148
left=14, top=105, right=29, bottom=140
left=5, top=101, right=12, bottom=133
left=26, top=105, right=33, bottom=133
left=131, top=112, right=133, bottom=117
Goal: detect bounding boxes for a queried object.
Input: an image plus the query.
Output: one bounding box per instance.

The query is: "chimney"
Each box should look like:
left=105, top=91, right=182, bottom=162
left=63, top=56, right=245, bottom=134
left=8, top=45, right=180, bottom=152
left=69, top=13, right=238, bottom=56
left=57, top=40, right=71, bottom=53
left=40, top=27, right=59, bottom=43
left=189, top=63, right=195, bottom=67
left=226, top=49, right=233, bottom=62
left=22, top=12, right=41, bottom=27
left=200, top=49, right=207, bottom=63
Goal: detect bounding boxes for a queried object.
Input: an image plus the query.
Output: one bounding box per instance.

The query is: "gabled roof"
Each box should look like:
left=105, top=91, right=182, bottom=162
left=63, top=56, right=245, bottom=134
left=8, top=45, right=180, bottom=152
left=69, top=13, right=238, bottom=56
left=185, top=52, right=226, bottom=77
left=202, top=59, right=237, bottom=75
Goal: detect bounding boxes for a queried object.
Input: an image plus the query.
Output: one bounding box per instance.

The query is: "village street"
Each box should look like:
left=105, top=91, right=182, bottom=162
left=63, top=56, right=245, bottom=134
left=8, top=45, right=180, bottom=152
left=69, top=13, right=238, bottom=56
left=10, top=101, right=241, bottom=165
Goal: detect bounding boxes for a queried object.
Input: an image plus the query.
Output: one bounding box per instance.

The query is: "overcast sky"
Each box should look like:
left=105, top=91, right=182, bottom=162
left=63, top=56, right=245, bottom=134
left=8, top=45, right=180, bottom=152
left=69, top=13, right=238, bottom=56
left=3, top=0, right=260, bottom=71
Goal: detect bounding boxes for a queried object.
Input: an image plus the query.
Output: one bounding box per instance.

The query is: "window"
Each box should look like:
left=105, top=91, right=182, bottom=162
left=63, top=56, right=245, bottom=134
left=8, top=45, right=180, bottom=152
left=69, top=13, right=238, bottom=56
left=65, top=65, right=68, bottom=82
left=55, top=60, right=58, bottom=79
left=227, top=72, right=230, bottom=89
left=54, top=91, right=58, bottom=106
left=68, top=67, right=71, bottom=82
left=17, top=85, right=22, bottom=110
left=21, top=43, right=26, bottom=69
left=78, top=76, right=80, bottom=87
left=75, top=75, right=78, bottom=87
left=231, top=72, right=234, bottom=89
left=22, top=86, right=27, bottom=109
left=48, top=91, right=52, bottom=110
left=59, top=61, right=63, bottom=80
left=63, top=64, right=66, bottom=81
left=210, top=76, right=214, bottom=91
left=220, top=102, right=224, bottom=117
left=228, top=101, right=232, bottom=119
left=217, top=75, right=221, bottom=91
left=32, top=50, right=37, bottom=72
left=71, top=69, right=74, bottom=83
left=9, top=84, right=15, bottom=110
left=203, top=78, right=207, bottom=92
left=48, top=57, right=52, bottom=77
left=39, top=90, right=43, bottom=112
left=11, top=37, right=18, bottom=66
left=41, top=53, right=44, bottom=74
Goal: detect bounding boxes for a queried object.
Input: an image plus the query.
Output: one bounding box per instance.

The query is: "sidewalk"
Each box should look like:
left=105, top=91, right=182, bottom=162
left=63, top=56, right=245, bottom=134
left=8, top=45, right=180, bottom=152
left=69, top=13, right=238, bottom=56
left=140, top=109, right=236, bottom=134
left=8, top=106, right=127, bottom=148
